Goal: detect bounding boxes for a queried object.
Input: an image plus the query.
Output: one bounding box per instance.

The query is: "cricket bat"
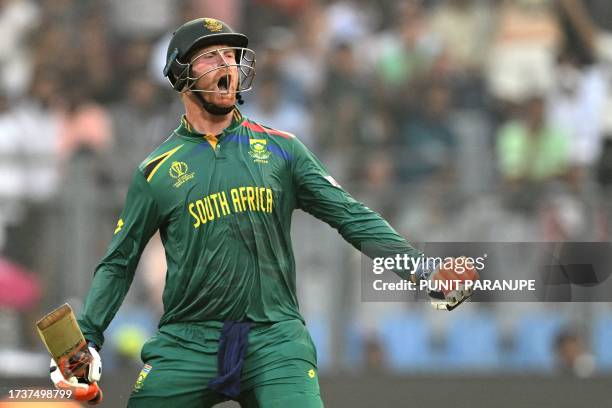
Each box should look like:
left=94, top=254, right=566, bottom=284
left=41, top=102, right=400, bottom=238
left=36, top=303, right=90, bottom=378
left=36, top=303, right=103, bottom=404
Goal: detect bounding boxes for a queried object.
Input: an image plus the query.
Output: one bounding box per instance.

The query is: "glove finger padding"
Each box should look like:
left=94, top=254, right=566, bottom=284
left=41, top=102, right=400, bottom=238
left=59, top=345, right=102, bottom=383
left=428, top=257, right=479, bottom=311
left=84, top=346, right=102, bottom=383
left=50, top=345, right=103, bottom=404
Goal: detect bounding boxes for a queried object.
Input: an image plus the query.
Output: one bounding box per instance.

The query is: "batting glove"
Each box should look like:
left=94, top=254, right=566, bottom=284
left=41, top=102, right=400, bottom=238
left=416, top=256, right=479, bottom=311
left=49, top=342, right=103, bottom=404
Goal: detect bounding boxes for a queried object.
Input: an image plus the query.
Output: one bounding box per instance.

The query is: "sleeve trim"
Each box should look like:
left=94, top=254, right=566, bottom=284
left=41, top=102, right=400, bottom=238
left=143, top=144, right=184, bottom=182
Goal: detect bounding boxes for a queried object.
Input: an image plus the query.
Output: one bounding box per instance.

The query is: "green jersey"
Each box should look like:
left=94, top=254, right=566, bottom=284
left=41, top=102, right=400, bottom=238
left=78, top=109, right=419, bottom=347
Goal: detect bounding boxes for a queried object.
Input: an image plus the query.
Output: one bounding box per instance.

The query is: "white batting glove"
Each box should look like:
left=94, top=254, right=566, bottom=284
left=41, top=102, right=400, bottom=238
left=416, top=256, right=479, bottom=311
left=49, top=344, right=103, bottom=404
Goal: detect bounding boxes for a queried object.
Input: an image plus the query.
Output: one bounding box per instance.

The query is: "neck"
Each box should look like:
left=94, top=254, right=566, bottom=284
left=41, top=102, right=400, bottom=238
left=183, top=93, right=234, bottom=135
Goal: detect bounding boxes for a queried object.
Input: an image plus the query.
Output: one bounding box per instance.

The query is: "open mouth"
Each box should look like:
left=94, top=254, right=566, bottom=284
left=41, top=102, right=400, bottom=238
left=217, top=76, right=230, bottom=92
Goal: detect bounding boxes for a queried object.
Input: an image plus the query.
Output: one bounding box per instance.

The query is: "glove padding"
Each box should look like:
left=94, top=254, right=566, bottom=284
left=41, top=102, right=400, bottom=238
left=50, top=344, right=103, bottom=404
left=426, top=256, right=479, bottom=311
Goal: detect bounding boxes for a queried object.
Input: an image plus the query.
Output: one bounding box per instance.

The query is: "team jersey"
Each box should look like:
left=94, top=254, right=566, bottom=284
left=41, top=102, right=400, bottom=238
left=78, top=109, right=420, bottom=347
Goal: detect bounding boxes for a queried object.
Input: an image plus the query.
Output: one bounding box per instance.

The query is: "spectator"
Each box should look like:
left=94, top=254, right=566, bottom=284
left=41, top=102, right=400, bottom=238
left=0, top=93, right=25, bottom=249
left=116, top=39, right=156, bottom=96
left=398, top=82, right=457, bottom=183
left=0, top=0, right=40, bottom=97
left=428, top=0, right=494, bottom=109
left=252, top=27, right=297, bottom=103
left=107, top=0, right=176, bottom=40
left=325, top=0, right=373, bottom=46
left=78, top=12, right=116, bottom=102
left=363, top=335, right=386, bottom=373
left=107, top=76, right=173, bottom=190
left=497, top=95, right=570, bottom=184
left=319, top=42, right=368, bottom=151
left=12, top=69, right=64, bottom=202
left=554, top=328, right=595, bottom=377
left=280, top=3, right=329, bottom=104
left=57, top=87, right=112, bottom=160
left=547, top=53, right=606, bottom=174
left=428, top=0, right=494, bottom=73
left=497, top=94, right=571, bottom=211
left=486, top=0, right=561, bottom=103
left=376, top=1, right=438, bottom=92
left=32, top=26, right=77, bottom=83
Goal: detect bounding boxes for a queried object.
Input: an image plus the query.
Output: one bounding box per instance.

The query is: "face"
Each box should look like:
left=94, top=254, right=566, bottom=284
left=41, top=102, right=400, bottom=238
left=188, top=44, right=239, bottom=108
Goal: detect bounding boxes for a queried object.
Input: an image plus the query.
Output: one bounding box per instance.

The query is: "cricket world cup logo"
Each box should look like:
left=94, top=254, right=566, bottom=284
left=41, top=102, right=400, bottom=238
left=169, top=161, right=195, bottom=188
left=169, top=161, right=188, bottom=179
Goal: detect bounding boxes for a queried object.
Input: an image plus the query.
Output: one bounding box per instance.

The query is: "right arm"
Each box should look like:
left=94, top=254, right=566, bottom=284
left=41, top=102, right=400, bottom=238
left=77, top=170, right=163, bottom=347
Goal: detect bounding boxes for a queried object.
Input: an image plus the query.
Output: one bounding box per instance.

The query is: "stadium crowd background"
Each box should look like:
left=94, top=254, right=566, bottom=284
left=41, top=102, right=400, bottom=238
left=1, top=0, right=612, bottom=386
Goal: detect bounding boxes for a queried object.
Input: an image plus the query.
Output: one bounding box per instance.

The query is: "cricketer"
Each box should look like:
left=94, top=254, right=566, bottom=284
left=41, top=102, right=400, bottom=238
left=48, top=18, right=477, bottom=407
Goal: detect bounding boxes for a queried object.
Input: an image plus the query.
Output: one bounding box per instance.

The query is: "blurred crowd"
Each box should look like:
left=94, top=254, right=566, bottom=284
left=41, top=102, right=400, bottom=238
left=2, top=0, right=612, bottom=376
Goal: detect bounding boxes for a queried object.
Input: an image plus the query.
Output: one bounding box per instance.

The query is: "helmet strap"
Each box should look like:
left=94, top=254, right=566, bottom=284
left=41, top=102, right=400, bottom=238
left=192, top=92, right=234, bottom=116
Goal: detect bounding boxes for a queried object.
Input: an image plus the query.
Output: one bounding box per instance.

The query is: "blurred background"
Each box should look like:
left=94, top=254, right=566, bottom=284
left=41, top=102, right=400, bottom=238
left=1, top=0, right=612, bottom=406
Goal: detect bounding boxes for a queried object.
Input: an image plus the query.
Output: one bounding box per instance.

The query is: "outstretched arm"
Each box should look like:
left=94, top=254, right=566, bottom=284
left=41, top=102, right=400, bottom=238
left=292, top=139, right=478, bottom=309
left=291, top=139, right=421, bottom=281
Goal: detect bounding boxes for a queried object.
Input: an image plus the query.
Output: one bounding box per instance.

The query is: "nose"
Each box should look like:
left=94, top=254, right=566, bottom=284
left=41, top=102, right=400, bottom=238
left=216, top=51, right=231, bottom=67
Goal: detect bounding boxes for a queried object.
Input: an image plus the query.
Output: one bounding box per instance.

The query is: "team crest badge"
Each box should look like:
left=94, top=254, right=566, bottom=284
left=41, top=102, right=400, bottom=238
left=203, top=18, right=223, bottom=32
left=133, top=364, right=152, bottom=393
left=249, top=139, right=271, bottom=163
left=169, top=161, right=195, bottom=188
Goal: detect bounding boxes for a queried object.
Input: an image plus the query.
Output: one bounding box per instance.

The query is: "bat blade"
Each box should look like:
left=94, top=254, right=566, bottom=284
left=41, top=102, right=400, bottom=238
left=36, top=303, right=86, bottom=364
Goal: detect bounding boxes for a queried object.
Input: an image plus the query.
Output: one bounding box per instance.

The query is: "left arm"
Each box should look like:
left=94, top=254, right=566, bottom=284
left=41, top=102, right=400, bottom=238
left=291, top=139, right=478, bottom=309
left=291, top=138, right=420, bottom=281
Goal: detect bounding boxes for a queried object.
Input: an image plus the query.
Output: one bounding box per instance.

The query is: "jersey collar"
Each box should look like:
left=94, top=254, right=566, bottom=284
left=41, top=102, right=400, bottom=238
left=175, top=108, right=245, bottom=140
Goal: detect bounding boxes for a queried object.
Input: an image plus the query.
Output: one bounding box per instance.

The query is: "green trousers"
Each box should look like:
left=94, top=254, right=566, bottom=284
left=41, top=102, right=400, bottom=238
left=126, top=319, right=323, bottom=407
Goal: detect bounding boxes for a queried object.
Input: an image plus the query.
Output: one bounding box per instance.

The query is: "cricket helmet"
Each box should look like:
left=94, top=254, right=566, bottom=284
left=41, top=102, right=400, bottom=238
left=163, top=17, right=256, bottom=93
